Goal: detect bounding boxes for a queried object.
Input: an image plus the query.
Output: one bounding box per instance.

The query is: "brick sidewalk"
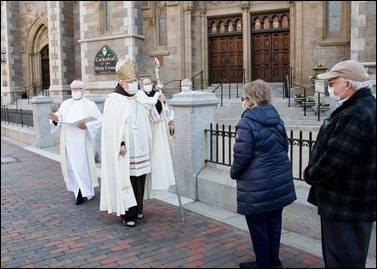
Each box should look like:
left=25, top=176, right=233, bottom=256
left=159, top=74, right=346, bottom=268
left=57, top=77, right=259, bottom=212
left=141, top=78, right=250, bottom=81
left=1, top=138, right=324, bottom=268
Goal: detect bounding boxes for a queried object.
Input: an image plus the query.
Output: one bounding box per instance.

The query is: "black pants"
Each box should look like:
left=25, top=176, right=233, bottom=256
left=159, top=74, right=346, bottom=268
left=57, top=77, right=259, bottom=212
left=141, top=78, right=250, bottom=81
left=321, top=217, right=373, bottom=268
left=245, top=208, right=283, bottom=268
left=123, top=174, right=146, bottom=221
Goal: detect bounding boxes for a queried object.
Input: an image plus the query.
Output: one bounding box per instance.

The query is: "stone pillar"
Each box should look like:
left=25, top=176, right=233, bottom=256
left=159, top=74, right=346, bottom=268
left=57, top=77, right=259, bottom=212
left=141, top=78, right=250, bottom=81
left=168, top=91, right=219, bottom=200
left=241, top=2, right=250, bottom=83
left=1, top=1, right=23, bottom=105
left=85, top=93, right=105, bottom=163
left=30, top=96, right=54, bottom=148
left=47, top=1, right=75, bottom=105
left=183, top=4, right=193, bottom=78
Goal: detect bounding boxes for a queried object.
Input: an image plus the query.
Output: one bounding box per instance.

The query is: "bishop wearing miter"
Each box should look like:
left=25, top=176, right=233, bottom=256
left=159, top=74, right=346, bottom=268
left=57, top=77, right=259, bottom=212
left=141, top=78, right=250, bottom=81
left=100, top=58, right=165, bottom=227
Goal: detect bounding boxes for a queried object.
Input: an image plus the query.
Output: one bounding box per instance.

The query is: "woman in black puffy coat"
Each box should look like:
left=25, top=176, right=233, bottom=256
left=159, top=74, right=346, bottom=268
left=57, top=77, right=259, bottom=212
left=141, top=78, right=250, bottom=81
left=230, top=80, right=296, bottom=268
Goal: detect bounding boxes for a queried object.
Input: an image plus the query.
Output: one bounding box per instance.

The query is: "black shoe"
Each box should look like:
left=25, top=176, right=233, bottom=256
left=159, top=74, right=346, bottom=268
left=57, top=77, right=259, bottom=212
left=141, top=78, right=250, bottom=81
left=75, top=197, right=84, bottom=205
left=121, top=220, right=136, bottom=227
left=271, top=259, right=283, bottom=268
left=239, top=261, right=258, bottom=268
left=75, top=189, right=84, bottom=205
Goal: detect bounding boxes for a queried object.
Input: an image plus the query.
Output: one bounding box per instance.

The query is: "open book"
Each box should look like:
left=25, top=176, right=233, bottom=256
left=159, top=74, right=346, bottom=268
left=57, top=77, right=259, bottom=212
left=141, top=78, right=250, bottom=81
left=58, top=116, right=97, bottom=125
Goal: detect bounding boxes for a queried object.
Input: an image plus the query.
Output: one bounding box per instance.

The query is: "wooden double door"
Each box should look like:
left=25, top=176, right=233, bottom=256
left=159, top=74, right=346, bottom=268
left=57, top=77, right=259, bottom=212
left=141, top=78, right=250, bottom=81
left=252, top=32, right=290, bottom=82
left=209, top=35, right=243, bottom=84
left=209, top=32, right=289, bottom=83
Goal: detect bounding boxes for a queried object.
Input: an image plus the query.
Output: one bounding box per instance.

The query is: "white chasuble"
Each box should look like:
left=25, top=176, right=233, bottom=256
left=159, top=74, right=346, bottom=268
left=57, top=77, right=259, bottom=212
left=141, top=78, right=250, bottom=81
left=50, top=97, right=102, bottom=199
left=100, top=91, right=156, bottom=216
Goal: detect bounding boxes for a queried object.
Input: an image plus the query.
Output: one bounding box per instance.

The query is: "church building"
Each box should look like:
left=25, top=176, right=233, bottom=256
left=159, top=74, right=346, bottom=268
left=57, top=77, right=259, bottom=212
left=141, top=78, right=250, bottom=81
left=1, top=1, right=375, bottom=106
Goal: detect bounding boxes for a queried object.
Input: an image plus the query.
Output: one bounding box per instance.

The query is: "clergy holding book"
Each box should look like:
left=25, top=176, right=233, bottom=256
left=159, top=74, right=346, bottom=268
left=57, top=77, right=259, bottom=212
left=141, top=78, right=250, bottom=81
left=49, top=79, right=103, bottom=205
left=100, top=58, right=166, bottom=227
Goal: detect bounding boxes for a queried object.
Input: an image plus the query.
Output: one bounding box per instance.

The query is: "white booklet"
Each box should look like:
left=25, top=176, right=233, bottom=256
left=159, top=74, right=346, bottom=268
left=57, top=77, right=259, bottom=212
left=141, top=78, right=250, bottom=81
left=58, top=116, right=97, bottom=125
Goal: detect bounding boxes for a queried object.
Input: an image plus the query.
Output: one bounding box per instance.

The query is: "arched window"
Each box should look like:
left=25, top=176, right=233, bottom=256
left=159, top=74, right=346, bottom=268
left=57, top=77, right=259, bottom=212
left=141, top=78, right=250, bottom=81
left=254, top=18, right=261, bottom=30
left=211, top=22, right=218, bottom=33
left=236, top=20, right=242, bottom=31
left=228, top=21, right=234, bottom=32
left=272, top=16, right=279, bottom=28
left=220, top=21, right=226, bottom=33
left=99, top=1, right=111, bottom=33
left=157, top=1, right=167, bottom=46
left=263, top=17, right=270, bottom=30
left=321, top=1, right=350, bottom=45
left=282, top=15, right=289, bottom=28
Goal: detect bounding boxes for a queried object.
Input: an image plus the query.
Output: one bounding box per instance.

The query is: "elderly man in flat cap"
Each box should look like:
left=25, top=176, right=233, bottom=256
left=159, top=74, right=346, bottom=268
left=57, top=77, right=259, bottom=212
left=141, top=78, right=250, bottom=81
left=304, top=60, right=376, bottom=268
left=100, top=58, right=165, bottom=227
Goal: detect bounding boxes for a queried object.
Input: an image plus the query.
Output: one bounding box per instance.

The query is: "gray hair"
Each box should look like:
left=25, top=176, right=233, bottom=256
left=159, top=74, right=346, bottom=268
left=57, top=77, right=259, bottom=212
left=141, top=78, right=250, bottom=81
left=181, top=78, right=192, bottom=88
left=243, top=79, right=271, bottom=106
left=347, top=79, right=373, bottom=91
left=70, top=79, right=85, bottom=89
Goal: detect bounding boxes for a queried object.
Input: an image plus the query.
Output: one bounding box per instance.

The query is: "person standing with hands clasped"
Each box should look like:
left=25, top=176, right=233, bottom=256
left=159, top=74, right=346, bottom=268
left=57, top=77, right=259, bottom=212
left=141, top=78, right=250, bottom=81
left=100, top=58, right=166, bottom=227
left=230, top=80, right=296, bottom=268
left=141, top=78, right=175, bottom=194
left=304, top=60, right=376, bottom=268
left=49, top=80, right=103, bottom=205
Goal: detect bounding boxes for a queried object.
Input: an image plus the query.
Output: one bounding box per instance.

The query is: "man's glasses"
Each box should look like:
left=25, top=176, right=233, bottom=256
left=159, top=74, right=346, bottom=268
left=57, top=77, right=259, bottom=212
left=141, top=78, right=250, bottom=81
left=328, top=79, right=343, bottom=88
left=241, top=97, right=248, bottom=101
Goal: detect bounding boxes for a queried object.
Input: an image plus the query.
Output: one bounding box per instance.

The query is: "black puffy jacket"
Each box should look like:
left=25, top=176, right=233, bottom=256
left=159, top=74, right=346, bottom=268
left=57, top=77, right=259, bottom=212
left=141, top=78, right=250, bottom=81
left=230, top=103, right=296, bottom=215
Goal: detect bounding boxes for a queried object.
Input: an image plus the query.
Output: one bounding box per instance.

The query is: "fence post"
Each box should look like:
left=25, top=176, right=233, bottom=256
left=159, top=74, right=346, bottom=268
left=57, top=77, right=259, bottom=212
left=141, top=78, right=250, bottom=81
left=30, top=96, right=54, bottom=148
left=168, top=91, right=219, bottom=200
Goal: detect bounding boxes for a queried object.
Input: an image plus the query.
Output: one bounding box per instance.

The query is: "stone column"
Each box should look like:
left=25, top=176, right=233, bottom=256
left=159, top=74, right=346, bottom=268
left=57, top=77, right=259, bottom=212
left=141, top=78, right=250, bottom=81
left=1, top=1, right=23, bottom=105
left=47, top=1, right=75, bottom=105
left=183, top=4, right=193, bottom=78
left=199, top=4, right=208, bottom=88
left=30, top=96, right=54, bottom=148
left=168, top=91, right=219, bottom=200
left=241, top=2, right=250, bottom=83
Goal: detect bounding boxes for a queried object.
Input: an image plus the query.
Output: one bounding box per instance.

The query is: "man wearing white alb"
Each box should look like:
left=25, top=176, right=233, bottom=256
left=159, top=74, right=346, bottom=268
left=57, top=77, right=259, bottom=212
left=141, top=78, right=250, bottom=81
left=141, top=77, right=175, bottom=193
left=49, top=80, right=103, bottom=205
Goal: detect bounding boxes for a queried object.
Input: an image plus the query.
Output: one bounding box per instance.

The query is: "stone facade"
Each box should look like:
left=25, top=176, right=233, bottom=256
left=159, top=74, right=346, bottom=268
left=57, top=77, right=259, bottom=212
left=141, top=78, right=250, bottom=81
left=1, top=1, right=376, bottom=106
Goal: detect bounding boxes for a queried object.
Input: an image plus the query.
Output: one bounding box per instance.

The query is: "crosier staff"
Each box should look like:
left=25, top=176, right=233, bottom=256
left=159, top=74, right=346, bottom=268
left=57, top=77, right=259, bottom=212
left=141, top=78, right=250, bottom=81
left=153, top=57, right=184, bottom=222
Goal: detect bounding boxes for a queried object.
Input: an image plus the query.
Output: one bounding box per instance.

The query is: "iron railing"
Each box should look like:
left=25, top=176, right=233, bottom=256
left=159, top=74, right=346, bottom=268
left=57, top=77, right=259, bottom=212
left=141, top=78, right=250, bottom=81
left=205, top=123, right=316, bottom=181
left=1, top=107, right=33, bottom=127
left=283, top=72, right=330, bottom=122
left=212, top=69, right=245, bottom=106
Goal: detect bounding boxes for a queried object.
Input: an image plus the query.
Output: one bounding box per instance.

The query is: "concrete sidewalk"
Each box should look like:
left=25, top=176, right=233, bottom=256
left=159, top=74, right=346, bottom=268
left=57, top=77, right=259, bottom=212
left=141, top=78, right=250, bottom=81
left=1, top=136, right=375, bottom=268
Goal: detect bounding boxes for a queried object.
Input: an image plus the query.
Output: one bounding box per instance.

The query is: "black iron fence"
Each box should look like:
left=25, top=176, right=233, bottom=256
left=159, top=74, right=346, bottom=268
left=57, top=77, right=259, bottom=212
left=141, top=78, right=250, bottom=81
left=205, top=123, right=316, bottom=181
left=1, top=108, right=33, bottom=127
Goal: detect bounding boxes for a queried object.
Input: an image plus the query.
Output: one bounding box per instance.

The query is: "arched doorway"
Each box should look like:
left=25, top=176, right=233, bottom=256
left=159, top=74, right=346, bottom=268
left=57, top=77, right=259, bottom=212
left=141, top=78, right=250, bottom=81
left=251, top=12, right=290, bottom=82
left=25, top=17, right=48, bottom=95
left=208, top=16, right=243, bottom=84
left=40, top=45, right=50, bottom=92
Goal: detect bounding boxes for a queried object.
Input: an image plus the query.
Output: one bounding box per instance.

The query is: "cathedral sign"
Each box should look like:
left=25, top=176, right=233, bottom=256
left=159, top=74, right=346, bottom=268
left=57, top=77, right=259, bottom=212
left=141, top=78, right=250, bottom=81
left=94, top=45, right=118, bottom=74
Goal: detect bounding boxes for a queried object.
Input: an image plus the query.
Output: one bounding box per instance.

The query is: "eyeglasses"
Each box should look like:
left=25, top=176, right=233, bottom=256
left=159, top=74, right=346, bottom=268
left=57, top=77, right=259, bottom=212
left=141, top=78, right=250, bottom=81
left=328, top=79, right=343, bottom=88
left=241, top=97, right=248, bottom=101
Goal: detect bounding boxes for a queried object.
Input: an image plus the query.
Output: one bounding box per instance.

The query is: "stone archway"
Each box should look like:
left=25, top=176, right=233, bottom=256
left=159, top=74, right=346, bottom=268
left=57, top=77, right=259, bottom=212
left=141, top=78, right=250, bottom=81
left=25, top=17, right=48, bottom=95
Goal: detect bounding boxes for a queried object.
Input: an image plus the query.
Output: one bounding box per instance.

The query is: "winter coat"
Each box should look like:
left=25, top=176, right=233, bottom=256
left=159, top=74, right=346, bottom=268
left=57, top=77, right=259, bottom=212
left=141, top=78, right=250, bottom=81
left=304, top=87, right=376, bottom=221
left=230, top=103, right=296, bottom=215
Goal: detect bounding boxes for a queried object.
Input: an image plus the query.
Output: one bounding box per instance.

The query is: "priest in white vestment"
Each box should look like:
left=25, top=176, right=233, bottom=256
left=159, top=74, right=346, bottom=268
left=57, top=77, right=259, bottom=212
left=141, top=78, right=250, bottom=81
left=49, top=80, right=103, bottom=205
left=141, top=77, right=176, bottom=196
left=100, top=58, right=165, bottom=227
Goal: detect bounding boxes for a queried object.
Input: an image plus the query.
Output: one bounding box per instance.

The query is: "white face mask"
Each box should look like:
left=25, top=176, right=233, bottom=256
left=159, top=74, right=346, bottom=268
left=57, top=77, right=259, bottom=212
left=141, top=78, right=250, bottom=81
left=181, top=86, right=190, bottom=92
left=143, top=84, right=153, bottom=93
left=127, top=81, right=139, bottom=94
left=328, top=86, right=341, bottom=101
left=72, top=91, right=82, bottom=100
left=242, top=101, right=247, bottom=110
